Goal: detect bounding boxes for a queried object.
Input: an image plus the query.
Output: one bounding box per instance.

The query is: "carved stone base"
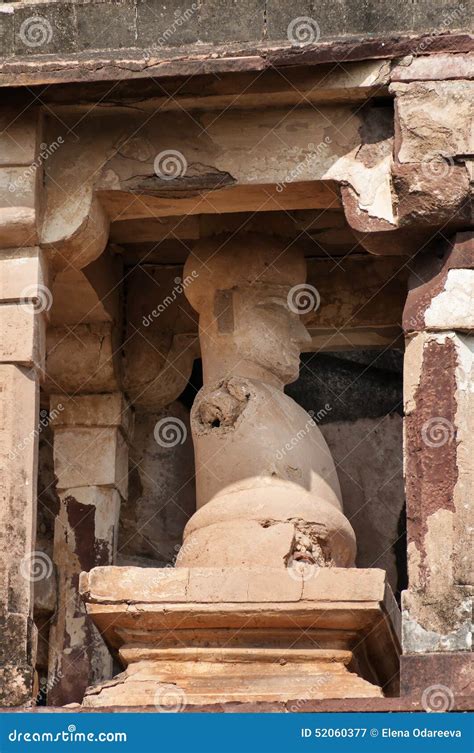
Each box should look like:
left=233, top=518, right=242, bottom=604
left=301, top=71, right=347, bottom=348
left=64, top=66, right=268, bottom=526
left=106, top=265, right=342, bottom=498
left=83, top=647, right=381, bottom=707
left=80, top=567, right=401, bottom=708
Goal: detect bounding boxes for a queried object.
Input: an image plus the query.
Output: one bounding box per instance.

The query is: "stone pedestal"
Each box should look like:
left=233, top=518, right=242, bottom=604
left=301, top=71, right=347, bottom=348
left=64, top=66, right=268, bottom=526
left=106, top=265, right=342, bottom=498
left=80, top=567, right=400, bottom=707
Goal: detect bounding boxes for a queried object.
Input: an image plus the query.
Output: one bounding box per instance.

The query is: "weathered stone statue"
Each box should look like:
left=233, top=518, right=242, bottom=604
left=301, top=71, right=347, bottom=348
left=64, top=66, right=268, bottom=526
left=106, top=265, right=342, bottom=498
left=176, top=234, right=356, bottom=571
left=80, top=235, right=399, bottom=707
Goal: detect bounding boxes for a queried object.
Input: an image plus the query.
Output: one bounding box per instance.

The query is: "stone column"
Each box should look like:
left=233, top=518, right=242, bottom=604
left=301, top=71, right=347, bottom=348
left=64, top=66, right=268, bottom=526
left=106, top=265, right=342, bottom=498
left=48, top=393, right=132, bottom=705
left=0, top=247, right=48, bottom=706
left=401, top=231, right=473, bottom=704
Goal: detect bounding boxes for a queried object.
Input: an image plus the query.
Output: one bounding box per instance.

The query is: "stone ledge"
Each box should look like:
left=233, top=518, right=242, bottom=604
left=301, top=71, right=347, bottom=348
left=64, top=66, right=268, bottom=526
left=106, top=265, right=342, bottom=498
left=0, top=33, right=472, bottom=88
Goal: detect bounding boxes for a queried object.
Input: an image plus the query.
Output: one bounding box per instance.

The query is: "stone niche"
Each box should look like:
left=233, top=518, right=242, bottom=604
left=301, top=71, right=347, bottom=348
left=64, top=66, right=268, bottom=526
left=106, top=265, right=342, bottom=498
left=80, top=234, right=402, bottom=707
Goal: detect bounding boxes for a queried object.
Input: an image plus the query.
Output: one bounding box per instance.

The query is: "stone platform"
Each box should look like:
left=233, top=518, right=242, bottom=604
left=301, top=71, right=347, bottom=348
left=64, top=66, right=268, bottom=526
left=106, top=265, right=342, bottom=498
left=79, top=567, right=401, bottom=708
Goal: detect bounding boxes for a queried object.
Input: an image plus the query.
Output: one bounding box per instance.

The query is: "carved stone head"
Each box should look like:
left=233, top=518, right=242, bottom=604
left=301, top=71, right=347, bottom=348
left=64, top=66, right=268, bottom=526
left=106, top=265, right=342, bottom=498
left=184, top=234, right=311, bottom=386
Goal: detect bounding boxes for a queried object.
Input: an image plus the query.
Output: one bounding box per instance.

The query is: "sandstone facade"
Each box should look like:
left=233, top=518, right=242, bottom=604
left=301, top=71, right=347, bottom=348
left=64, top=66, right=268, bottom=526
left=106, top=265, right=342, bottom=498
left=0, top=3, right=472, bottom=711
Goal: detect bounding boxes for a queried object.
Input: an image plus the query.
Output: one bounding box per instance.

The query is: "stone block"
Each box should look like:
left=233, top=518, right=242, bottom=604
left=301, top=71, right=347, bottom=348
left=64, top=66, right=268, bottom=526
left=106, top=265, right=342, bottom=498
left=0, top=6, right=14, bottom=58
left=56, top=487, right=121, bottom=569
left=137, top=0, right=199, bottom=49
left=45, top=323, right=121, bottom=394
left=50, top=393, right=133, bottom=439
left=266, top=0, right=311, bottom=41
left=412, top=0, right=471, bottom=33
left=0, top=303, right=45, bottom=370
left=76, top=0, right=136, bottom=51
left=393, top=80, right=474, bottom=162
left=53, top=426, right=128, bottom=499
left=0, top=108, right=41, bottom=167
left=0, top=165, right=37, bottom=209
left=81, top=565, right=188, bottom=603
left=0, top=248, right=49, bottom=302
left=198, top=0, right=265, bottom=43
left=13, top=2, right=77, bottom=56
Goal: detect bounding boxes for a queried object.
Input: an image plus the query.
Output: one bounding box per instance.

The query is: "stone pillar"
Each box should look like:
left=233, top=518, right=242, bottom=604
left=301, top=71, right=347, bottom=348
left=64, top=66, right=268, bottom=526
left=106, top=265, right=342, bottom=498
left=48, top=393, right=132, bottom=705
left=0, top=247, right=48, bottom=706
left=401, top=231, right=473, bottom=703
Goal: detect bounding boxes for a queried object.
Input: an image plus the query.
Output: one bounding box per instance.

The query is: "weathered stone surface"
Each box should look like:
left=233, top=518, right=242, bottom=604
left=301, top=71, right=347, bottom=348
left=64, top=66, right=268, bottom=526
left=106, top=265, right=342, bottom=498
left=404, top=232, right=474, bottom=332
left=391, top=52, right=474, bottom=82
left=0, top=108, right=40, bottom=166
left=80, top=566, right=400, bottom=705
left=118, top=402, right=195, bottom=565
left=392, top=80, right=474, bottom=162
left=48, top=486, right=121, bottom=706
left=321, top=415, right=405, bottom=597
left=403, top=330, right=473, bottom=653
left=0, top=248, right=49, bottom=302
left=53, top=427, right=128, bottom=499
left=0, top=303, right=46, bottom=371
left=45, top=323, right=121, bottom=394
left=50, top=393, right=133, bottom=439
left=0, top=364, right=40, bottom=706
